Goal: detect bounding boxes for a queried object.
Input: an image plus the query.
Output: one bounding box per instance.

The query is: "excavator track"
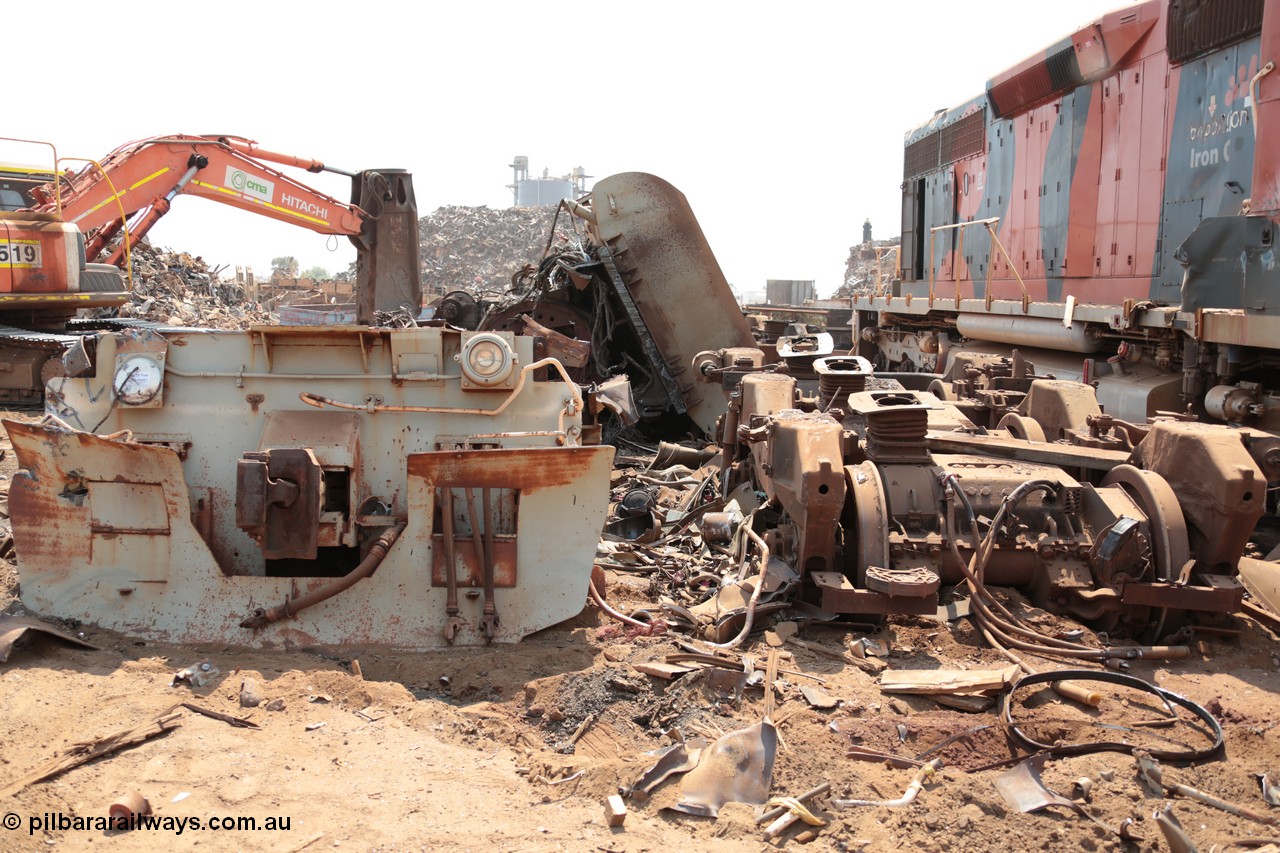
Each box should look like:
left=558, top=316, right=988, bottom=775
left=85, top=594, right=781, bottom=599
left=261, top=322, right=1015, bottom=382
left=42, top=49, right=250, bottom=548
left=0, top=325, right=83, bottom=405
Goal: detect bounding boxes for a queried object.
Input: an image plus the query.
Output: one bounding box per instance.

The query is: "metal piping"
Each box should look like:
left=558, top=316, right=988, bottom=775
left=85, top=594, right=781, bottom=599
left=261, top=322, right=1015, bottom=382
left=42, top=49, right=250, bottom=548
left=299, top=357, right=582, bottom=421
left=239, top=523, right=405, bottom=629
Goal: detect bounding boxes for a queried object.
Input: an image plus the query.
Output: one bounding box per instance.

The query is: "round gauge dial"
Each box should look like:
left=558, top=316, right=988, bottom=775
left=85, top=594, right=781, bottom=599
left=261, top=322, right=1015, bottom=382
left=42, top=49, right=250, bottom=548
left=114, top=354, right=163, bottom=405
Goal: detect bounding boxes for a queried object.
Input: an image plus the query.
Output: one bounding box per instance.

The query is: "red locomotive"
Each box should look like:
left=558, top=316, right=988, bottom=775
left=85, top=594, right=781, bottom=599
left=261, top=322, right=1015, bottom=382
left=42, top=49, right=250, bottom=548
left=856, top=0, right=1279, bottom=432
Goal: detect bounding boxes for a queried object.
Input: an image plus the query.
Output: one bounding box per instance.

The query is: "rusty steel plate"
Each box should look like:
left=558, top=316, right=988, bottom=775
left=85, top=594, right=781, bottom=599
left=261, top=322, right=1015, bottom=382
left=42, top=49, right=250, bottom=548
left=590, top=173, right=755, bottom=437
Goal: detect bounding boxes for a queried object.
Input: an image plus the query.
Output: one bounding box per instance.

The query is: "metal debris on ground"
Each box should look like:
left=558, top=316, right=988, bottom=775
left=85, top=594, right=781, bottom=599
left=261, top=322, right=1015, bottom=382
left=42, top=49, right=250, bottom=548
left=1136, top=750, right=1280, bottom=827
left=832, top=759, right=940, bottom=808
left=671, top=718, right=778, bottom=817
left=0, top=614, right=98, bottom=663
left=170, top=659, right=219, bottom=689
left=108, top=791, right=152, bottom=824
left=1153, top=805, right=1200, bottom=853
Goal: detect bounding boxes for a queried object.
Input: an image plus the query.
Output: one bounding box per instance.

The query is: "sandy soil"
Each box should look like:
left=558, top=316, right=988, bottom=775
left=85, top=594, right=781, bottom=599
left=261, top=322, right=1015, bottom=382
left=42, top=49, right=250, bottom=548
left=2, top=422, right=1280, bottom=853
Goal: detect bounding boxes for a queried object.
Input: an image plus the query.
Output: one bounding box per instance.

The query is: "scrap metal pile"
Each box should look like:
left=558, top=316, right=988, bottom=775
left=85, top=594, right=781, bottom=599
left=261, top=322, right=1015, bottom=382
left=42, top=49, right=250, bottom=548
left=418, top=205, right=560, bottom=299
left=94, top=243, right=279, bottom=328
left=5, top=166, right=1280, bottom=847
left=837, top=238, right=899, bottom=298
left=573, top=345, right=1280, bottom=842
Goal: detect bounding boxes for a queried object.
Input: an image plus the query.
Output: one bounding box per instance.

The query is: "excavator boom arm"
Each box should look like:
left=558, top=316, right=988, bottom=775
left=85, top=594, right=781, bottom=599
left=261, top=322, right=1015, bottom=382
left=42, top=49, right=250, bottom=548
left=39, top=134, right=368, bottom=262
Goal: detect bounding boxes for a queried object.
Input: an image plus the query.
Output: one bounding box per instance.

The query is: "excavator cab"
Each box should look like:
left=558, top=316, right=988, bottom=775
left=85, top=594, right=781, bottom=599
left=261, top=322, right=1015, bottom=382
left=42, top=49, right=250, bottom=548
left=0, top=164, right=53, bottom=211
left=0, top=156, right=128, bottom=402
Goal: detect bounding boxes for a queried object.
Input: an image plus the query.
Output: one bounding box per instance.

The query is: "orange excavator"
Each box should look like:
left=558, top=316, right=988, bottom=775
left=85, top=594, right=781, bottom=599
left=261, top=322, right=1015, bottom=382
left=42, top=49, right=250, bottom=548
left=0, top=134, right=420, bottom=402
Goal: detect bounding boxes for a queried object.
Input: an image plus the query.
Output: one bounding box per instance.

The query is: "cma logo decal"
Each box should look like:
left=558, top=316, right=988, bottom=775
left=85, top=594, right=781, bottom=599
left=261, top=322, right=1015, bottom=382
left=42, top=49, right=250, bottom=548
left=226, top=167, right=274, bottom=203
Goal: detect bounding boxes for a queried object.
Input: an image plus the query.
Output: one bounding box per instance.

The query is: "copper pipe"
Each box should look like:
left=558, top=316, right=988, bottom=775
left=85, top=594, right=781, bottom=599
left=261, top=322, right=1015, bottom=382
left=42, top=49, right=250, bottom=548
left=588, top=573, right=648, bottom=628
left=703, top=525, right=770, bottom=650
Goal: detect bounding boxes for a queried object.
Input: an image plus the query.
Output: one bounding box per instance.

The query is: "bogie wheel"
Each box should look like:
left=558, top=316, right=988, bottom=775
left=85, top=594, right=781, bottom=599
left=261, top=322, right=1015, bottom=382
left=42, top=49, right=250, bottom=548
left=997, top=412, right=1047, bottom=443
left=927, top=378, right=956, bottom=401
left=842, top=461, right=890, bottom=585
left=1100, top=464, right=1193, bottom=641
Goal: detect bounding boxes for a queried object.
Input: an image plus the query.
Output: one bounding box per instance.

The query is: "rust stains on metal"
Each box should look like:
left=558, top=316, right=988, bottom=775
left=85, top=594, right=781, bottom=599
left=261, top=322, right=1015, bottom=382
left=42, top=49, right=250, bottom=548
left=407, top=446, right=610, bottom=492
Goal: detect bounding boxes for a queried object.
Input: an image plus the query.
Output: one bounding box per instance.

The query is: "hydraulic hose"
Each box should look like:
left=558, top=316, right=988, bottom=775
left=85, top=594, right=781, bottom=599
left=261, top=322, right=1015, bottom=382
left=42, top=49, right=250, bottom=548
left=941, top=477, right=1188, bottom=665
left=240, top=523, right=405, bottom=629
left=703, top=524, right=771, bottom=650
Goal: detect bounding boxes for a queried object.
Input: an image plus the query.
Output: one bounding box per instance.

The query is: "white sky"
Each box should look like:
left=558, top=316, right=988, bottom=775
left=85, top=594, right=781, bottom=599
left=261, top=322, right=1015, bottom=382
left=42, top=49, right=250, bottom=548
left=8, top=0, right=1132, bottom=299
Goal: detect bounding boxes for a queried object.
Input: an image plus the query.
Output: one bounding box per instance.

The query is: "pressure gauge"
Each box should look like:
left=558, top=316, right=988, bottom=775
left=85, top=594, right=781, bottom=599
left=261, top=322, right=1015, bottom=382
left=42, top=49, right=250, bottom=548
left=114, top=354, right=164, bottom=405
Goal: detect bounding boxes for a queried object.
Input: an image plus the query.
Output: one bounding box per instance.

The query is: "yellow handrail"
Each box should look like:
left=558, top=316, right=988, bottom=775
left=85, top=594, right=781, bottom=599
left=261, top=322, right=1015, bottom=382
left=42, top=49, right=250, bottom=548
left=55, top=156, right=134, bottom=290
left=926, top=216, right=1030, bottom=313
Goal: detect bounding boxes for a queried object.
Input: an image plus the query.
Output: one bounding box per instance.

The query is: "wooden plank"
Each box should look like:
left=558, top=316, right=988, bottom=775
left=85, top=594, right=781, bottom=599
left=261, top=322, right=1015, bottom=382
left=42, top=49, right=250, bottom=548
left=632, top=661, right=696, bottom=680
left=879, top=665, right=1019, bottom=695
left=0, top=709, right=182, bottom=798
left=930, top=693, right=996, bottom=712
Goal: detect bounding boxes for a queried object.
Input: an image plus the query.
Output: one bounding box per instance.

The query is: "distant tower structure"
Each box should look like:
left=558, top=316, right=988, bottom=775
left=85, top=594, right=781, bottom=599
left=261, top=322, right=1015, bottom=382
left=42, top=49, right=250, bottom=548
left=863, top=218, right=873, bottom=246
left=507, top=156, right=591, bottom=207
left=508, top=156, right=530, bottom=205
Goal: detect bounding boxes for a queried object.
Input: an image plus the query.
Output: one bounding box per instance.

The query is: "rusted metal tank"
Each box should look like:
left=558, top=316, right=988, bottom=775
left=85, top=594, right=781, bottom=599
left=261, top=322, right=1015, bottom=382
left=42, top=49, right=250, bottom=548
left=5, top=323, right=615, bottom=649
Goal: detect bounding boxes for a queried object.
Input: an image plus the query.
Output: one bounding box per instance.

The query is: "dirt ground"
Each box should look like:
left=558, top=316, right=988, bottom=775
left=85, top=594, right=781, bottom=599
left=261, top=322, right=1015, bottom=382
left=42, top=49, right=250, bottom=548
left=3, top=422, right=1280, bottom=853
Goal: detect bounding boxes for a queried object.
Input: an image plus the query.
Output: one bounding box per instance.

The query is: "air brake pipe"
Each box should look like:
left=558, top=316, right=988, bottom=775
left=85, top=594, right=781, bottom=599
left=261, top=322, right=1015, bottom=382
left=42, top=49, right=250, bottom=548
left=703, top=525, right=771, bottom=650
left=588, top=574, right=648, bottom=629
left=942, top=477, right=1188, bottom=664
left=239, top=523, right=405, bottom=629
left=299, top=357, right=583, bottom=421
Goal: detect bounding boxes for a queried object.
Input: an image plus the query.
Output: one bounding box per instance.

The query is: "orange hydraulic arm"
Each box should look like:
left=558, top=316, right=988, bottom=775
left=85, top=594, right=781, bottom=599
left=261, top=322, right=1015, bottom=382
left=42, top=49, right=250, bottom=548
left=31, top=134, right=369, bottom=266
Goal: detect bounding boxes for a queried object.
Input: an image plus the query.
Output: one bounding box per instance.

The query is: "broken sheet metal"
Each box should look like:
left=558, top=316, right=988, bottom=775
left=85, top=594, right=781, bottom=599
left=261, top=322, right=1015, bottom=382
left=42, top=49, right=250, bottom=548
left=0, top=615, right=98, bottom=663
left=1153, top=806, right=1200, bottom=853
left=672, top=718, right=778, bottom=817
left=630, top=740, right=706, bottom=798
left=690, top=558, right=799, bottom=644
left=1260, top=772, right=1280, bottom=807
left=995, top=755, right=1131, bottom=838
left=1237, top=555, right=1280, bottom=623
left=995, top=756, right=1079, bottom=815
